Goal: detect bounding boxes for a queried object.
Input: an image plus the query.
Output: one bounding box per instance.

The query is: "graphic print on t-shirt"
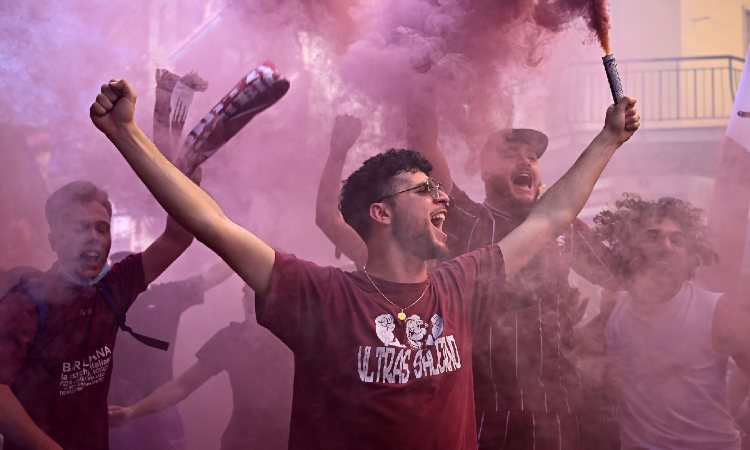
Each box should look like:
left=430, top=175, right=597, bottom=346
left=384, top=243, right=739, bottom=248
left=359, top=313, right=461, bottom=384
left=59, top=345, right=112, bottom=396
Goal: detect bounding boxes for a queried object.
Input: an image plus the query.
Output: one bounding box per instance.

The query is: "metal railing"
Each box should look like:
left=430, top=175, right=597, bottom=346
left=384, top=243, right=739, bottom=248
left=570, top=55, right=744, bottom=125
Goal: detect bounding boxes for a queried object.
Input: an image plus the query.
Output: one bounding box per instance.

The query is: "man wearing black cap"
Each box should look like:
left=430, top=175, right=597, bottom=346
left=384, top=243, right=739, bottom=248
left=418, top=121, right=616, bottom=449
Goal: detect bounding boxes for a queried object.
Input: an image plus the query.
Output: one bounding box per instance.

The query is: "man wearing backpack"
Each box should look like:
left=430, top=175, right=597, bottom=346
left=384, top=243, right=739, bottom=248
left=0, top=179, right=194, bottom=450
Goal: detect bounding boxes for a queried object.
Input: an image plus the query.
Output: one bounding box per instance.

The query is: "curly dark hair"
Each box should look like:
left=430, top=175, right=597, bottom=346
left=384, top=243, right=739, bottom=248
left=593, top=193, right=717, bottom=281
left=339, top=149, right=432, bottom=240
left=45, top=180, right=112, bottom=227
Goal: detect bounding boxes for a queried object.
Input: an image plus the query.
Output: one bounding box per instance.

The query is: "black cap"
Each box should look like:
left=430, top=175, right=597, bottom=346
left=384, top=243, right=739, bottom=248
left=484, top=128, right=549, bottom=158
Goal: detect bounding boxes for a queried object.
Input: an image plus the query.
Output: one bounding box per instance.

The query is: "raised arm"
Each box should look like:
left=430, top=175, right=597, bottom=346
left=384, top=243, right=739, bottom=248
left=499, top=98, right=640, bottom=279
left=141, top=211, right=195, bottom=286
left=315, top=114, right=368, bottom=268
left=406, top=102, right=453, bottom=192
left=700, top=139, right=750, bottom=294
left=108, top=361, right=213, bottom=427
left=140, top=73, right=206, bottom=285
left=90, top=79, right=275, bottom=296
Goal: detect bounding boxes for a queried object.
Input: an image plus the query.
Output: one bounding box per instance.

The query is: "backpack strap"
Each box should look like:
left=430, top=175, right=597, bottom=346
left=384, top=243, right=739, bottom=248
left=10, top=280, right=169, bottom=352
left=18, top=283, right=49, bottom=336
left=97, top=281, right=170, bottom=351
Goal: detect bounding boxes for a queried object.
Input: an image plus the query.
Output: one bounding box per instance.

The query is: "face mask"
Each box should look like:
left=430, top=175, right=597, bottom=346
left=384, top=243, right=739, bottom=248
left=60, top=263, right=111, bottom=286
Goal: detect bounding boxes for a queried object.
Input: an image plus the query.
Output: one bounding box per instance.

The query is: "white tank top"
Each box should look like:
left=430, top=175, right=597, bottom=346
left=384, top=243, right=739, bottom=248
left=605, top=281, right=741, bottom=450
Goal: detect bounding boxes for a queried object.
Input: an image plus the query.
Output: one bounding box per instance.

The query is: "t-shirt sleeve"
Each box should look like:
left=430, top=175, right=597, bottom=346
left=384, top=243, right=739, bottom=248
left=433, top=244, right=506, bottom=331
left=195, top=323, right=238, bottom=376
left=105, top=252, right=147, bottom=313
left=255, top=252, right=338, bottom=351
left=0, top=289, right=38, bottom=385
left=444, top=184, right=482, bottom=255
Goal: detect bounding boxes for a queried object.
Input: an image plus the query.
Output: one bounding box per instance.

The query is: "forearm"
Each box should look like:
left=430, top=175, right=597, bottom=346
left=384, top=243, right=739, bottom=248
left=405, top=103, right=452, bottom=190
left=129, top=362, right=211, bottom=420
left=315, top=144, right=368, bottom=267
left=701, top=142, right=750, bottom=293
left=0, top=385, right=61, bottom=449
left=315, top=146, right=348, bottom=225
left=107, top=123, right=228, bottom=245
left=528, top=130, right=619, bottom=237
left=129, top=379, right=192, bottom=420
left=142, top=220, right=194, bottom=285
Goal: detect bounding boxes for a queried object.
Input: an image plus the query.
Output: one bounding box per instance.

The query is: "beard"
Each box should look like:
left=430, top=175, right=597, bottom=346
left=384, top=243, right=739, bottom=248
left=392, top=213, right=450, bottom=261
left=483, top=175, right=537, bottom=214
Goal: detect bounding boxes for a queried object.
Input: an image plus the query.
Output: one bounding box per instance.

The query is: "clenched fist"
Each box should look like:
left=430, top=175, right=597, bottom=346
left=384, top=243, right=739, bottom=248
left=603, top=96, right=640, bottom=145
left=90, top=79, right=137, bottom=136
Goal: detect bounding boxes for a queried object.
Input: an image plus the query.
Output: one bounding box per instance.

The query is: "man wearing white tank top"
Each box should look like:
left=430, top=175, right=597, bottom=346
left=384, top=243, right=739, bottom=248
left=590, top=194, right=750, bottom=450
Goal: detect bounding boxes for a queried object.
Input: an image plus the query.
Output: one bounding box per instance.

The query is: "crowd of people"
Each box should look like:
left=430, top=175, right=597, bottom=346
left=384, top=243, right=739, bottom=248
left=2, top=56, right=750, bottom=450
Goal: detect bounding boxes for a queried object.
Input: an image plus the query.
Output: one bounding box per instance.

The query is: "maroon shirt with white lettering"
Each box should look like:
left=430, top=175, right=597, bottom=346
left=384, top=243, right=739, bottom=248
left=0, top=254, right=145, bottom=450
left=256, top=246, right=505, bottom=450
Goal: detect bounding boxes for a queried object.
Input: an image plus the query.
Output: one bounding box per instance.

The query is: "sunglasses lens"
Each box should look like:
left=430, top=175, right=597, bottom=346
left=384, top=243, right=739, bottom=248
left=427, top=179, right=443, bottom=199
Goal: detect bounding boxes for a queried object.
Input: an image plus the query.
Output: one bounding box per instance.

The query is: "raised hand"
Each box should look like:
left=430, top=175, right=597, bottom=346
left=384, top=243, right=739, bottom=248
left=603, top=96, right=640, bottom=145
left=330, top=114, right=363, bottom=156
left=90, top=79, right=137, bottom=136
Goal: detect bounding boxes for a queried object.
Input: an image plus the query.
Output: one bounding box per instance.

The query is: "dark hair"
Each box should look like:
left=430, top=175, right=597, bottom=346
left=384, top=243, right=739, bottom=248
left=45, top=180, right=112, bottom=227
left=339, top=149, right=432, bottom=240
left=594, top=193, right=717, bottom=281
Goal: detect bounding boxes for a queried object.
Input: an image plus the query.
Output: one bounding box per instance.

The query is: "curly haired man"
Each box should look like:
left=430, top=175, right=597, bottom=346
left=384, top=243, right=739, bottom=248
left=588, top=194, right=750, bottom=450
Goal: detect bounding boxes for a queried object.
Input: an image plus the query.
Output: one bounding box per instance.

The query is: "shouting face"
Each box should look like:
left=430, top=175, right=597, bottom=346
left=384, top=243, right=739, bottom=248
left=386, top=171, right=450, bottom=260
left=49, top=200, right=112, bottom=282
left=480, top=139, right=542, bottom=216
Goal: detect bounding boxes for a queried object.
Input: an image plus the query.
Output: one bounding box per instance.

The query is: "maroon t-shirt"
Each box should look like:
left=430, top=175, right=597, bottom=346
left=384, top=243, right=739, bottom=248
left=256, top=245, right=506, bottom=450
left=0, top=254, right=146, bottom=450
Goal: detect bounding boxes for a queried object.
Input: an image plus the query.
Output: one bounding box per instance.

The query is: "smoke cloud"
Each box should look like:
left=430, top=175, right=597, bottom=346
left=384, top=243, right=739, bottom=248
left=7, top=1, right=743, bottom=449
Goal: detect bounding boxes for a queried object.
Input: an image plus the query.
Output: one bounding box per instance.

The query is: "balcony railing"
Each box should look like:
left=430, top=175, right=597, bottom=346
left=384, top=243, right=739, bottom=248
left=570, top=55, right=744, bottom=125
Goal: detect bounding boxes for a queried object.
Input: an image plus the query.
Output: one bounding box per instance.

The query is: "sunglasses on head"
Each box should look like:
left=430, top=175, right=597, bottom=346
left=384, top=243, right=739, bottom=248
left=377, top=177, right=447, bottom=203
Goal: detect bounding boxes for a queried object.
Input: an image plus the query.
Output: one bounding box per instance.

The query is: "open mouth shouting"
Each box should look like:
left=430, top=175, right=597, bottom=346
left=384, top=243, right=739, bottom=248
left=430, top=209, right=448, bottom=242
left=430, top=210, right=446, bottom=229
left=512, top=171, right=533, bottom=189
left=80, top=250, right=104, bottom=265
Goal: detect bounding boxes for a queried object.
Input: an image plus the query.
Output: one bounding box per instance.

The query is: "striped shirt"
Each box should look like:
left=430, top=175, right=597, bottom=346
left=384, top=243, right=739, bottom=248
left=443, top=185, right=614, bottom=446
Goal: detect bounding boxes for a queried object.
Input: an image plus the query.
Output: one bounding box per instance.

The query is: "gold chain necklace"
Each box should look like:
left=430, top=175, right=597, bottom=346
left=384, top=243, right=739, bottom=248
left=362, top=266, right=430, bottom=321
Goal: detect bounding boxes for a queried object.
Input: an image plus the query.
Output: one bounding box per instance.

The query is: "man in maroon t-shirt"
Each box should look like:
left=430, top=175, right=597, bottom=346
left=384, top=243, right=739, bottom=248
left=0, top=180, right=195, bottom=449
left=89, top=78, right=639, bottom=449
